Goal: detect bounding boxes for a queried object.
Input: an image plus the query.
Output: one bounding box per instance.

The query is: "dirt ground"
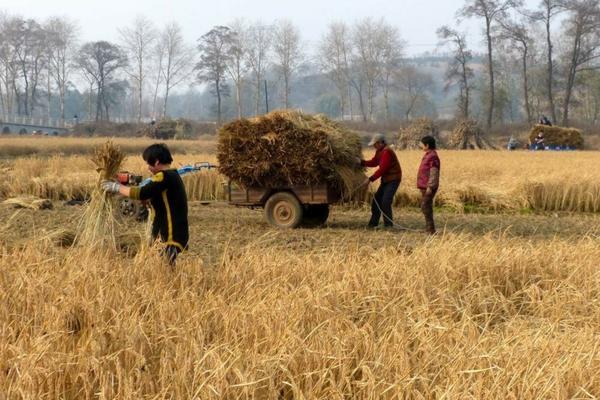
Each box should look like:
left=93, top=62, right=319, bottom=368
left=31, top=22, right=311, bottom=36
left=1, top=200, right=598, bottom=267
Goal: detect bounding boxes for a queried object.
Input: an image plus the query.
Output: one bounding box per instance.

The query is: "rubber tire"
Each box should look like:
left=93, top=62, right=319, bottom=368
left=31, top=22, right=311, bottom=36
left=264, top=192, right=303, bottom=229
left=301, top=204, right=329, bottom=227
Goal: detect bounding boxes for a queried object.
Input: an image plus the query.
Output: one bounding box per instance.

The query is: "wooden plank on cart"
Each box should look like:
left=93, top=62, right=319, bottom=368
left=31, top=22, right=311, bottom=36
left=292, top=184, right=329, bottom=204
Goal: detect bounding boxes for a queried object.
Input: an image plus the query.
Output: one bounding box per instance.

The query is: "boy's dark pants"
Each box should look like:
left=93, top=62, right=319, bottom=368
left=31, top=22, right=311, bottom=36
left=369, top=180, right=400, bottom=227
left=420, top=188, right=437, bottom=233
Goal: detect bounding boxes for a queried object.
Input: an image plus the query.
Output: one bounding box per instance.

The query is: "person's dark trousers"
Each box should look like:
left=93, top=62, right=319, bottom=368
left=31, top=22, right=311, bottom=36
left=369, top=180, right=400, bottom=227
left=163, top=245, right=182, bottom=266
left=420, top=188, right=438, bottom=234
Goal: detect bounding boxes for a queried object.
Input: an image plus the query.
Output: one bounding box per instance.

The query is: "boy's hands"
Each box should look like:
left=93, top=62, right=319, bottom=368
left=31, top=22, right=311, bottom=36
left=100, top=180, right=121, bottom=194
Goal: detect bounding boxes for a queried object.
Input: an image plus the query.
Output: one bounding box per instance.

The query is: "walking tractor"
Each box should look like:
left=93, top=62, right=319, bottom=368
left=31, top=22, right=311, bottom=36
left=116, top=162, right=341, bottom=229
left=116, top=162, right=217, bottom=221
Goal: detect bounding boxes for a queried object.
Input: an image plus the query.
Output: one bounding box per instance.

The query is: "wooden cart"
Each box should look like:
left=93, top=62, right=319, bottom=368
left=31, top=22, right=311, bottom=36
left=227, top=183, right=341, bottom=228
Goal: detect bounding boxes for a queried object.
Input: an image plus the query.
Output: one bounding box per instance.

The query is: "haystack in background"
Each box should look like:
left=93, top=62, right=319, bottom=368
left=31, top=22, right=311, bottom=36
left=396, top=118, right=441, bottom=150
left=143, top=118, right=193, bottom=140
left=447, top=119, right=496, bottom=150
left=75, top=140, right=125, bottom=250
left=218, top=111, right=366, bottom=200
left=529, top=124, right=584, bottom=148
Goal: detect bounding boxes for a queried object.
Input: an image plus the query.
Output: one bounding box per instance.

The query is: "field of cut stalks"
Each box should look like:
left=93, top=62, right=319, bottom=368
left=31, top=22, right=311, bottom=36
left=1, top=138, right=599, bottom=212
left=0, top=137, right=599, bottom=398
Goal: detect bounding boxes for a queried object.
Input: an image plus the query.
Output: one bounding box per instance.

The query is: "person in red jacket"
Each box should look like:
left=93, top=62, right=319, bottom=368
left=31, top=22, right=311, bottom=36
left=359, top=133, right=402, bottom=228
left=417, top=136, right=441, bottom=234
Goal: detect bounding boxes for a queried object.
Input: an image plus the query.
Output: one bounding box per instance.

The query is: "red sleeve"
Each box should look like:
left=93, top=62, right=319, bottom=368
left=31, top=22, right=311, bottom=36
left=369, top=150, right=392, bottom=182
left=361, top=153, right=379, bottom=168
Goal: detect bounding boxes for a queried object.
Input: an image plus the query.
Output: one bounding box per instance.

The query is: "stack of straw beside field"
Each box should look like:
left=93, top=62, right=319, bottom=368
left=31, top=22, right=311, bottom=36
left=396, top=117, right=440, bottom=150
left=448, top=119, right=496, bottom=150
left=529, top=124, right=584, bottom=148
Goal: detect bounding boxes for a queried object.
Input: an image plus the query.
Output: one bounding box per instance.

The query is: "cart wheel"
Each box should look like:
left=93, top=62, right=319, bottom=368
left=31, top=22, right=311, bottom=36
left=118, top=198, right=148, bottom=222
left=118, top=198, right=137, bottom=217
left=264, top=192, right=303, bottom=228
left=302, top=204, right=329, bottom=227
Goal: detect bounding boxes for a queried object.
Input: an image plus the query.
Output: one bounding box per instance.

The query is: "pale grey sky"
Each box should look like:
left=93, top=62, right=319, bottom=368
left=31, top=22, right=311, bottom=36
left=3, top=0, right=539, bottom=56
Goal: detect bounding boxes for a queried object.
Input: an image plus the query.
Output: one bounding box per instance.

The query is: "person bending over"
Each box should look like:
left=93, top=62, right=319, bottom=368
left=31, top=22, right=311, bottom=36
left=359, top=133, right=402, bottom=228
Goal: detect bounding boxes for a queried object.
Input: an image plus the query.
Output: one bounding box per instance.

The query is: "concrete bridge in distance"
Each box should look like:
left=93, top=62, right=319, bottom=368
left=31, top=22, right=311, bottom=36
left=0, top=115, right=71, bottom=136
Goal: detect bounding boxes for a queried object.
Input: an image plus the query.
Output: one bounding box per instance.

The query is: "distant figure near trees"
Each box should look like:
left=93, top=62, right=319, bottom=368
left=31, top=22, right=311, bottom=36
left=538, top=115, right=552, bottom=126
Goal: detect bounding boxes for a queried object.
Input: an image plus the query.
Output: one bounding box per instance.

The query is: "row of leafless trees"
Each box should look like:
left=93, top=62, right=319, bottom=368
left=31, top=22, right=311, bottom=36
left=2, top=1, right=600, bottom=127
left=441, top=0, right=600, bottom=128
left=0, top=14, right=191, bottom=122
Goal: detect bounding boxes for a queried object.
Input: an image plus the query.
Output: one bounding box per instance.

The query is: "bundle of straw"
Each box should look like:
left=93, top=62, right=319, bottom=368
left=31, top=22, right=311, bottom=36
left=75, top=140, right=125, bottom=250
left=217, top=111, right=366, bottom=199
left=447, top=119, right=496, bottom=150
left=396, top=118, right=440, bottom=150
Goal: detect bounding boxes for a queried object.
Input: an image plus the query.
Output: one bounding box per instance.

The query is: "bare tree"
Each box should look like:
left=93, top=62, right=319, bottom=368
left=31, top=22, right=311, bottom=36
left=159, top=22, right=193, bottom=118
left=226, top=19, right=248, bottom=118
left=319, top=22, right=353, bottom=118
left=76, top=41, right=128, bottom=121
left=529, top=0, right=565, bottom=123
left=119, top=16, right=157, bottom=122
left=5, top=18, right=48, bottom=116
left=0, top=13, right=18, bottom=117
left=396, top=65, right=434, bottom=120
left=246, top=22, right=272, bottom=115
left=499, top=18, right=534, bottom=122
left=560, top=0, right=600, bottom=125
left=352, top=18, right=388, bottom=121
left=45, top=17, right=77, bottom=124
left=437, top=26, right=474, bottom=119
left=273, top=19, right=303, bottom=109
left=380, top=25, right=404, bottom=121
left=459, top=0, right=523, bottom=128
left=196, top=26, right=234, bottom=126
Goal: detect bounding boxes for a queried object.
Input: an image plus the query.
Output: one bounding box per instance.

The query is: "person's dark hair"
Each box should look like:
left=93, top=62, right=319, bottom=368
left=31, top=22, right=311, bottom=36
left=421, top=135, right=436, bottom=149
left=143, top=143, right=173, bottom=165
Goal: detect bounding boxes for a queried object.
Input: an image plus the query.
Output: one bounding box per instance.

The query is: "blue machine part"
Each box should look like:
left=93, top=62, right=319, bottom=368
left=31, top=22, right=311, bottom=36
left=139, top=162, right=217, bottom=187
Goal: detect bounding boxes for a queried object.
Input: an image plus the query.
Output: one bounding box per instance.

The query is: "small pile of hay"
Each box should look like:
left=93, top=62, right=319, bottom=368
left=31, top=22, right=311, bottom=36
left=2, top=196, right=53, bottom=210
left=75, top=140, right=125, bottom=250
left=396, top=118, right=440, bottom=150
left=217, top=111, right=366, bottom=199
left=529, top=124, right=584, bottom=148
left=447, top=119, right=496, bottom=150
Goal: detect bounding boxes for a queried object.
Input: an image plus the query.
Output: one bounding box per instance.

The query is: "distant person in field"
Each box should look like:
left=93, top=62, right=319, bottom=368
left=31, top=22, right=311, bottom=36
left=539, top=115, right=552, bottom=126
left=358, top=133, right=402, bottom=228
left=533, top=132, right=545, bottom=150
left=101, top=143, right=189, bottom=265
left=417, top=136, right=440, bottom=234
left=507, top=135, right=519, bottom=151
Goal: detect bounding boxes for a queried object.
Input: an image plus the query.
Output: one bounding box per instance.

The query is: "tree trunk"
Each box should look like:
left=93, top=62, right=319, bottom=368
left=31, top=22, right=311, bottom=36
left=522, top=48, right=532, bottom=124
left=236, top=81, right=242, bottom=118
left=138, top=81, right=143, bottom=123
left=216, top=79, right=222, bottom=126
left=162, top=84, right=170, bottom=118
left=254, top=77, right=261, bottom=115
left=485, top=18, right=495, bottom=129
left=284, top=73, right=289, bottom=109
left=47, top=73, right=52, bottom=121
left=546, top=18, right=557, bottom=123
left=562, top=30, right=581, bottom=126
left=368, top=83, right=375, bottom=121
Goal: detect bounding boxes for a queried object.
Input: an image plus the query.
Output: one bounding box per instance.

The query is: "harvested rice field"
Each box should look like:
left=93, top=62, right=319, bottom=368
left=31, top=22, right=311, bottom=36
left=0, top=136, right=599, bottom=398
